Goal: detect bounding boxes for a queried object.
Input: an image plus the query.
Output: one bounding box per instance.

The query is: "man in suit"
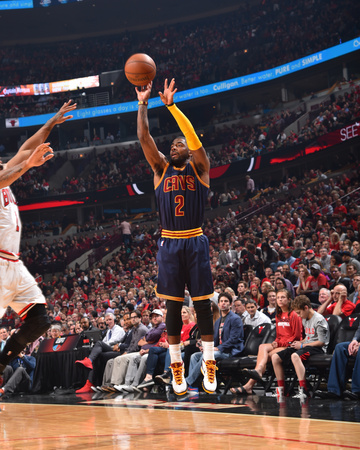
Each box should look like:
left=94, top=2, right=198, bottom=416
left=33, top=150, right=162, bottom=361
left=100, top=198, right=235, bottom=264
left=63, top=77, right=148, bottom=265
left=186, top=291, right=244, bottom=392
left=218, top=241, right=239, bottom=274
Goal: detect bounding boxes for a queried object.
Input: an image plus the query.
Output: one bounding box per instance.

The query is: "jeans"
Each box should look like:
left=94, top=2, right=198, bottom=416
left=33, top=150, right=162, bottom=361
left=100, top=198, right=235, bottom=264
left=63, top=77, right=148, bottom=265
left=327, top=341, right=360, bottom=395
left=146, top=347, right=167, bottom=376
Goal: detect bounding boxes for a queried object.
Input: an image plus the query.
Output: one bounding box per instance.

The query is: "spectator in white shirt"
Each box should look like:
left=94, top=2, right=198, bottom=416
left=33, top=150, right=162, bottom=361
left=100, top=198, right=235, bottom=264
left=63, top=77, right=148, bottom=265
left=243, top=299, right=271, bottom=327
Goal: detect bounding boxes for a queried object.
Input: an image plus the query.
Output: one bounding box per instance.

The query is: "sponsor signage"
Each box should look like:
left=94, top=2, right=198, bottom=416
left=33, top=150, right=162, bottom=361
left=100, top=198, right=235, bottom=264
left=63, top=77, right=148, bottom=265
left=6, top=38, right=360, bottom=128
left=0, top=75, right=99, bottom=98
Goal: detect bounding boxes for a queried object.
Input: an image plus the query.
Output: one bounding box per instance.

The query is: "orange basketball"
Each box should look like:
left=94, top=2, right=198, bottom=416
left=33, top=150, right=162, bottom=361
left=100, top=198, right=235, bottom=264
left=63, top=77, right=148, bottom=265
left=124, top=53, right=156, bottom=86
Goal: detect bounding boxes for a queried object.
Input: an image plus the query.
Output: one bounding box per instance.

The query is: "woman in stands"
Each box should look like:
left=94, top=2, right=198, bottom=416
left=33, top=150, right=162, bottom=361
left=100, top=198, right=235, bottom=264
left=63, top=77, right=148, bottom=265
left=249, top=284, right=265, bottom=309
left=296, top=266, right=311, bottom=295
left=230, top=289, right=302, bottom=395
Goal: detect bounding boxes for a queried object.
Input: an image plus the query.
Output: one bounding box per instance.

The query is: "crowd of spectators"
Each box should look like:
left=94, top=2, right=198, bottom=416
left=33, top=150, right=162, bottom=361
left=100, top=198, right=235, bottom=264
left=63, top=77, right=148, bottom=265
left=0, top=0, right=359, bottom=118
left=8, top=84, right=360, bottom=202
left=1, top=148, right=359, bottom=398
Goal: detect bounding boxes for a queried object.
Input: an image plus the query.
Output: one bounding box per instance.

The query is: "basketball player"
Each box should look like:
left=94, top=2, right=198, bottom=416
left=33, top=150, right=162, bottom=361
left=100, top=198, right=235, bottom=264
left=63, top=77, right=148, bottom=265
left=136, top=79, right=216, bottom=395
left=0, top=100, right=76, bottom=380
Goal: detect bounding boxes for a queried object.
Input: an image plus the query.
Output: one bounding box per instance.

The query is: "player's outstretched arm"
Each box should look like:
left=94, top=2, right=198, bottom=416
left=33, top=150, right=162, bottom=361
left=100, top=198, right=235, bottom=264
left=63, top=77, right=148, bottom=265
left=7, top=100, right=76, bottom=169
left=160, top=78, right=210, bottom=181
left=0, top=143, right=54, bottom=189
left=136, top=82, right=167, bottom=177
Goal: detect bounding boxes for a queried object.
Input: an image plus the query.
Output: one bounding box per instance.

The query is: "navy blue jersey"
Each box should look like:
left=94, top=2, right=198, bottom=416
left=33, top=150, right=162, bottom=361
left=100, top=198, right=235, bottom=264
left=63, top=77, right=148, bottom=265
left=155, top=161, right=208, bottom=232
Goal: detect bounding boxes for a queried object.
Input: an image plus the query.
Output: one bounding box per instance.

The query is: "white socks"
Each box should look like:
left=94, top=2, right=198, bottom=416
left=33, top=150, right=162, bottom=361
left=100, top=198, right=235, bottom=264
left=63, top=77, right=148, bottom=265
left=202, top=340, right=215, bottom=361
left=169, top=344, right=182, bottom=364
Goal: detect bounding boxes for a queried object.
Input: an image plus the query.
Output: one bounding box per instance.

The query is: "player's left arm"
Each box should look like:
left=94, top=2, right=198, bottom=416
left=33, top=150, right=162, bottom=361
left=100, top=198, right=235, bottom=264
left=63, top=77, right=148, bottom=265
left=160, top=78, right=210, bottom=183
left=6, top=100, right=76, bottom=169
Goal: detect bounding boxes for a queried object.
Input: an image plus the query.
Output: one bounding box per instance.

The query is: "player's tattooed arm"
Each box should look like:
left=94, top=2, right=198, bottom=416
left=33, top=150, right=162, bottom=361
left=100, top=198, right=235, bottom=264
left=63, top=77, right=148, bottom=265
left=0, top=143, right=53, bottom=189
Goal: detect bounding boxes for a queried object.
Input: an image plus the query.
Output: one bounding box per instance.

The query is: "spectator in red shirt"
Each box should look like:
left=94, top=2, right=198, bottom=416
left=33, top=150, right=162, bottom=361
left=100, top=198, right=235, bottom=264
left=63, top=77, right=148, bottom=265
left=333, top=199, right=347, bottom=216
left=317, top=284, right=355, bottom=318
left=303, top=263, right=329, bottom=304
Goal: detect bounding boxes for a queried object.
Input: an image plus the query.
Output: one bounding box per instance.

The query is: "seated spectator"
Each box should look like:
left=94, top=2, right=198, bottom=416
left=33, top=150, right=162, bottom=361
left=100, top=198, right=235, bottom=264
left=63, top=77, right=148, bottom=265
left=340, top=251, right=360, bottom=275
left=349, top=274, right=360, bottom=304
left=138, top=306, right=196, bottom=390
left=186, top=292, right=244, bottom=392
left=0, top=327, right=10, bottom=351
left=243, top=299, right=271, bottom=327
left=329, top=265, right=351, bottom=291
left=230, top=289, right=302, bottom=395
left=249, top=284, right=264, bottom=309
left=80, top=316, right=99, bottom=332
left=98, top=310, right=149, bottom=391
left=236, top=281, right=250, bottom=302
left=0, top=350, right=36, bottom=399
left=316, top=318, right=360, bottom=400
left=274, top=269, right=295, bottom=298
left=75, top=312, right=125, bottom=393
left=49, top=324, right=62, bottom=339
left=317, top=284, right=355, bottom=318
left=233, top=298, right=249, bottom=324
left=261, top=289, right=277, bottom=324
left=113, top=309, right=166, bottom=392
left=296, top=266, right=311, bottom=296
left=318, top=288, right=332, bottom=305
left=319, top=247, right=332, bottom=274
left=271, top=295, right=329, bottom=403
left=303, top=263, right=329, bottom=304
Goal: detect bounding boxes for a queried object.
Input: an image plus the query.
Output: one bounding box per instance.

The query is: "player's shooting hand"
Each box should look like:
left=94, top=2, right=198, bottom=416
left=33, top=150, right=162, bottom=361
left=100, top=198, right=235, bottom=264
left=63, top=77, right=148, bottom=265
left=159, top=78, right=177, bottom=106
left=26, top=143, right=54, bottom=168
left=54, top=100, right=77, bottom=124
left=136, top=82, right=152, bottom=102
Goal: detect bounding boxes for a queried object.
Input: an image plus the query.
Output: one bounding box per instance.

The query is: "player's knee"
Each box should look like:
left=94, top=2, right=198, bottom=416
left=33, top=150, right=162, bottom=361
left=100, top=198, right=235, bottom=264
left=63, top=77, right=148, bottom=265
left=272, top=353, right=280, bottom=363
left=16, top=304, right=50, bottom=345
left=165, top=300, right=183, bottom=336
left=291, top=352, right=300, bottom=363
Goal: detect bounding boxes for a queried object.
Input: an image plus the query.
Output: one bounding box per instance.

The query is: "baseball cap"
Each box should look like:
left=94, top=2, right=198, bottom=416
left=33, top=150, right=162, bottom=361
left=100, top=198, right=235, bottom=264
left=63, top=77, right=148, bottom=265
left=306, top=249, right=314, bottom=254
left=311, top=263, right=321, bottom=270
left=150, top=309, right=163, bottom=317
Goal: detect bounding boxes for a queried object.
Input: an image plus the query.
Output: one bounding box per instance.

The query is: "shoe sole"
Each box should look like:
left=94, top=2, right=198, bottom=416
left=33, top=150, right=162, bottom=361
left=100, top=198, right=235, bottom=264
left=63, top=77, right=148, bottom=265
left=202, top=382, right=216, bottom=394
left=173, top=388, right=188, bottom=396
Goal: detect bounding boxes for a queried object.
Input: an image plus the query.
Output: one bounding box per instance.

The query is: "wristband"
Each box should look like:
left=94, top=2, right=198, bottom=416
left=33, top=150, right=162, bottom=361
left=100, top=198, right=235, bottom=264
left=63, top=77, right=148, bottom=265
left=166, top=102, right=174, bottom=107
left=138, top=101, right=148, bottom=106
left=301, top=343, right=303, bottom=349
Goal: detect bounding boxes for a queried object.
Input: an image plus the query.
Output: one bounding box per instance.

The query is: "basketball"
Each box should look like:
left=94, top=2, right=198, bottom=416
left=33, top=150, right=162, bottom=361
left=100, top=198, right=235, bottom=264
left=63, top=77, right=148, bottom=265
left=124, top=53, right=156, bottom=86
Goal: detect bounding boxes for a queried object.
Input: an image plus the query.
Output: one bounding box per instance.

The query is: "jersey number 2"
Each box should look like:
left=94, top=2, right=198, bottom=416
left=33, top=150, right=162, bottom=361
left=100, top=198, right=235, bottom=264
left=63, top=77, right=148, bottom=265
left=175, top=195, right=184, bottom=216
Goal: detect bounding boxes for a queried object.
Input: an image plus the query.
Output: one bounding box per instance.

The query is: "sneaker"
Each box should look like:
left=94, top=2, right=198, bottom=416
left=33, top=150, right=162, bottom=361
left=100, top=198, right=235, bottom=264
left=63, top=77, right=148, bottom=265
left=75, top=380, right=94, bottom=393
left=0, top=388, right=4, bottom=397
left=293, top=387, right=309, bottom=404
left=170, top=362, right=187, bottom=396
left=114, top=384, right=127, bottom=392
left=102, top=385, right=117, bottom=393
left=201, top=359, right=217, bottom=394
left=137, top=380, right=155, bottom=390
left=75, top=357, right=93, bottom=370
left=275, top=386, right=285, bottom=404
left=155, top=372, right=171, bottom=385
left=122, top=385, right=134, bottom=393
left=91, top=386, right=100, bottom=393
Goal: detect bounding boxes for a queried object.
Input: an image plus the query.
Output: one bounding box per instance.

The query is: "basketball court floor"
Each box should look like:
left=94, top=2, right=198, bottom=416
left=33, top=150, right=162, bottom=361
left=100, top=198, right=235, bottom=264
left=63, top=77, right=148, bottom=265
left=1, top=389, right=359, bottom=449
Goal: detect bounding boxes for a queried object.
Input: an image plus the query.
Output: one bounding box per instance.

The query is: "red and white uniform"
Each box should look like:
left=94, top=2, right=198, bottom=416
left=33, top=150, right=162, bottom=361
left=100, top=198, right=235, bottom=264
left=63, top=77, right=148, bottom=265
left=0, top=187, right=45, bottom=318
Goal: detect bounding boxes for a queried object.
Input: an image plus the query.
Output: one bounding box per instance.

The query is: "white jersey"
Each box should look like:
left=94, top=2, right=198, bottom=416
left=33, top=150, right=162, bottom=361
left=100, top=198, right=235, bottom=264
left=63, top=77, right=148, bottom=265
left=0, top=186, right=22, bottom=258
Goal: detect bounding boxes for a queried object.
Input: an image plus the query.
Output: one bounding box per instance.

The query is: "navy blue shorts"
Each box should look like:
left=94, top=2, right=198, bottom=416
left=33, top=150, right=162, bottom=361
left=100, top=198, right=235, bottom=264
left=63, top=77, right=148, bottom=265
left=155, top=234, right=214, bottom=301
